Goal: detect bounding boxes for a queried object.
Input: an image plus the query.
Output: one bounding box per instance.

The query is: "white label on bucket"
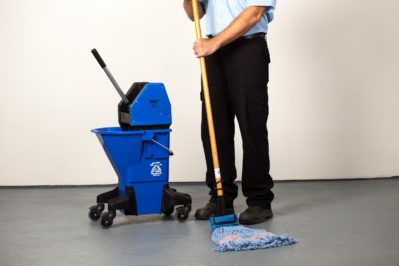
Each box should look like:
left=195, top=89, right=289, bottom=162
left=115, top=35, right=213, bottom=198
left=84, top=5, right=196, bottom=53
left=214, top=168, right=221, bottom=179
left=150, top=162, right=162, bottom=177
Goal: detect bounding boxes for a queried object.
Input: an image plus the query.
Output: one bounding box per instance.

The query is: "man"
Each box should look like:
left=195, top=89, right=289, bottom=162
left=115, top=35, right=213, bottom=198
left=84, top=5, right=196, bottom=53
left=183, top=0, right=276, bottom=225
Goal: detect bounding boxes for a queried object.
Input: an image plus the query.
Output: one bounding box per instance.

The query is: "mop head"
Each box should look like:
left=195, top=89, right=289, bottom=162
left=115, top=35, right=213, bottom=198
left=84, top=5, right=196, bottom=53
left=211, top=225, right=297, bottom=252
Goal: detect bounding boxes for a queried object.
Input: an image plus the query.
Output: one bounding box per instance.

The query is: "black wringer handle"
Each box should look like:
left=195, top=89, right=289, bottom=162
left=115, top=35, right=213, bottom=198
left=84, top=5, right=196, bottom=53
left=90, top=48, right=130, bottom=104
left=91, top=49, right=107, bottom=69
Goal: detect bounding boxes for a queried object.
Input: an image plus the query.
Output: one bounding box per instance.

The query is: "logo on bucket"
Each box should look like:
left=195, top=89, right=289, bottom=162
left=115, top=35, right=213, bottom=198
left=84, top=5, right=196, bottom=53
left=150, top=162, right=162, bottom=177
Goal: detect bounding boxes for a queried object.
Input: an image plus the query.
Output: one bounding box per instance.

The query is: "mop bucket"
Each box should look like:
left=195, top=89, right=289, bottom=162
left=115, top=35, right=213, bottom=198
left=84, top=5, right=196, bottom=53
left=92, top=127, right=171, bottom=215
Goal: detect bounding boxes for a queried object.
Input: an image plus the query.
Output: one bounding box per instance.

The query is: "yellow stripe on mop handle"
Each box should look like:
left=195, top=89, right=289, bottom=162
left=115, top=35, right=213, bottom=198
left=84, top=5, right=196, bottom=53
left=191, top=1, right=237, bottom=225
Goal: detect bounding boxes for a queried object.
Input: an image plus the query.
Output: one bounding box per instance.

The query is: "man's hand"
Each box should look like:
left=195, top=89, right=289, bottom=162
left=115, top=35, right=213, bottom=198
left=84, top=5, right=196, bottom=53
left=193, top=38, right=220, bottom=58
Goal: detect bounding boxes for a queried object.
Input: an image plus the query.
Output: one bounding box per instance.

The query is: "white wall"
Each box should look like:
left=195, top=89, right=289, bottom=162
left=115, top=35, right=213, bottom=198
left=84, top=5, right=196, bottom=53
left=0, top=0, right=398, bottom=185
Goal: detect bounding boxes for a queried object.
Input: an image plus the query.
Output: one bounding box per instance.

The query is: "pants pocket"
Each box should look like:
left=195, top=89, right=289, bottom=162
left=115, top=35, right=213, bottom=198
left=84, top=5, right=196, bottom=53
left=256, top=38, right=271, bottom=63
left=247, top=95, right=268, bottom=135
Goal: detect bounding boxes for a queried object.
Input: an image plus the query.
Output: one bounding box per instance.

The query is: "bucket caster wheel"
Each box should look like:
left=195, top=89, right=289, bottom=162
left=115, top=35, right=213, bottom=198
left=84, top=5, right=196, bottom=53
left=163, top=207, right=174, bottom=217
left=101, top=211, right=116, bottom=228
left=176, top=206, right=191, bottom=221
left=89, top=203, right=105, bottom=221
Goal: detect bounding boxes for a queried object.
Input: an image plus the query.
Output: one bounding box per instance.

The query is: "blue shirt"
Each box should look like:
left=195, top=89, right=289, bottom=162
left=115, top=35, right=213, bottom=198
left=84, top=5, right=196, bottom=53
left=199, top=0, right=276, bottom=37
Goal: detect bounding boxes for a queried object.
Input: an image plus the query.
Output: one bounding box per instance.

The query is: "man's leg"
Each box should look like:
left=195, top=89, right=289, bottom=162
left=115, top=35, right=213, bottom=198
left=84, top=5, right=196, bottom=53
left=223, top=38, right=274, bottom=214
left=196, top=50, right=238, bottom=220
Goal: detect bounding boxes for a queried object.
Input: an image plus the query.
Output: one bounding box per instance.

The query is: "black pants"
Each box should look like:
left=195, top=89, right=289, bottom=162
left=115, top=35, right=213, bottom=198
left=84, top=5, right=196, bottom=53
left=201, top=37, right=274, bottom=209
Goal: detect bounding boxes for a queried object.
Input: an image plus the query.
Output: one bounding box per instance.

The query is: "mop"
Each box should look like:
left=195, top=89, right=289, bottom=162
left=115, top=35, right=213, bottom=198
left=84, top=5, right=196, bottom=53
left=191, top=0, right=297, bottom=252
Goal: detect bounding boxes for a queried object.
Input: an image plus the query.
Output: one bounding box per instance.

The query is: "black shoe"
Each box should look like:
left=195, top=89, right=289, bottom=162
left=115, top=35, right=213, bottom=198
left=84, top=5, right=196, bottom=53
left=195, top=202, right=235, bottom=220
left=239, top=206, right=273, bottom=225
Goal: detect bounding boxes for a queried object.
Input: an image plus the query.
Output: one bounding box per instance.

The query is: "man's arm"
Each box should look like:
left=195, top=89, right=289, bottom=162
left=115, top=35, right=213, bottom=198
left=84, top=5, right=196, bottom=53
left=193, top=6, right=266, bottom=58
left=183, top=0, right=205, bottom=21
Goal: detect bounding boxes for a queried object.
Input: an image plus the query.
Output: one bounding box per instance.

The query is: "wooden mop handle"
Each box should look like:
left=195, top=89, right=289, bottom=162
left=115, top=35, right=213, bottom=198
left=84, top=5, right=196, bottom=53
left=191, top=0, right=223, bottom=197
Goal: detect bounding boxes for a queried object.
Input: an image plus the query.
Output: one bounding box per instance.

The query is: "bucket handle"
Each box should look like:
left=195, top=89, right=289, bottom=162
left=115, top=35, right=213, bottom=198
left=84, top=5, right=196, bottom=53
left=144, top=139, right=174, bottom=156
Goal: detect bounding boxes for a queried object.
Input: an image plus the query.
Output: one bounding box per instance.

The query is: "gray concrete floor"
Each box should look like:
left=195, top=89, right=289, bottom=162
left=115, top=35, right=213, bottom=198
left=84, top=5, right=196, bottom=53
left=0, top=179, right=398, bottom=266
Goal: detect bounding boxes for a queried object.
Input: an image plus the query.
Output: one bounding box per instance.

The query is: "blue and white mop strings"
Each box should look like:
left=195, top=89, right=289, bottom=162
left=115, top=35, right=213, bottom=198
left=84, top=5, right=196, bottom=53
left=211, top=225, right=297, bottom=252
